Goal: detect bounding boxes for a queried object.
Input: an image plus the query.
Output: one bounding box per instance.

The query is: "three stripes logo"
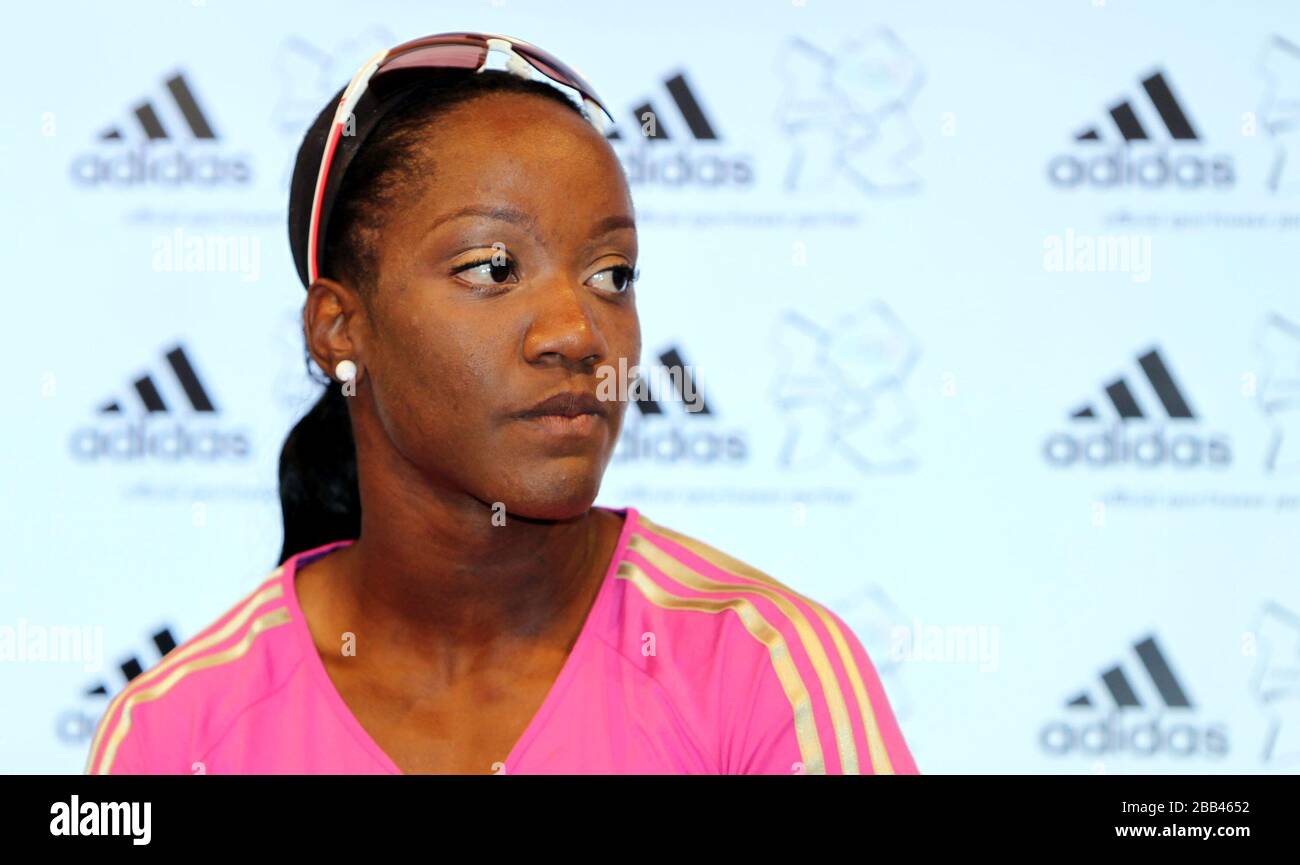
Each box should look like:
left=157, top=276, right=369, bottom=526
left=630, top=348, right=711, bottom=416
left=98, top=73, right=217, bottom=142
left=1068, top=347, right=1194, bottom=423
left=71, top=69, right=253, bottom=187
left=1073, top=71, right=1199, bottom=143
left=1047, top=67, right=1234, bottom=189
left=1066, top=635, right=1192, bottom=711
left=1043, top=345, right=1231, bottom=468
left=609, top=71, right=754, bottom=188
left=69, top=343, right=252, bottom=462
left=56, top=626, right=180, bottom=745
left=98, top=345, right=216, bottom=415
left=85, top=627, right=179, bottom=699
left=607, top=72, right=718, bottom=143
left=1040, top=634, right=1228, bottom=758
left=613, top=345, right=749, bottom=465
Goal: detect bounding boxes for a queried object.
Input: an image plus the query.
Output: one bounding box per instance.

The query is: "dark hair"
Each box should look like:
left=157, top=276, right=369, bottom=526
left=277, top=70, right=589, bottom=565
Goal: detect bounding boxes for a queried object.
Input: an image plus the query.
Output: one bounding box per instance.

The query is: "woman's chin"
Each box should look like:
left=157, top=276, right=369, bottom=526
left=496, top=476, right=603, bottom=523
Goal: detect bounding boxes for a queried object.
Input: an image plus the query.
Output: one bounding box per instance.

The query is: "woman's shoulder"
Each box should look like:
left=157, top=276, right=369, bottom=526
left=84, top=560, right=304, bottom=774
left=621, top=509, right=840, bottom=624
left=617, top=509, right=918, bottom=774
left=616, top=509, right=867, bottom=677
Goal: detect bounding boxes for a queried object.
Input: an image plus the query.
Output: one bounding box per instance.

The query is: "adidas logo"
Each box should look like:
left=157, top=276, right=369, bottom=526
left=613, top=345, right=748, bottom=465
left=608, top=71, right=754, bottom=188
left=57, top=626, right=179, bottom=745
left=84, top=627, right=179, bottom=698
left=1040, top=633, right=1228, bottom=758
left=1046, top=67, right=1233, bottom=189
left=607, top=72, right=717, bottom=142
left=631, top=347, right=711, bottom=416
left=98, top=344, right=216, bottom=415
left=68, top=343, right=252, bottom=462
left=1073, top=70, right=1198, bottom=143
left=1065, top=635, right=1191, bottom=710
left=99, top=73, right=216, bottom=141
left=1043, top=345, right=1231, bottom=468
left=1069, top=347, right=1194, bottom=422
left=71, top=70, right=252, bottom=187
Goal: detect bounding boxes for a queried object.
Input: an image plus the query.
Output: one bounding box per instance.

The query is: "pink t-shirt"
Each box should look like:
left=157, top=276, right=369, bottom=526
left=86, top=507, right=917, bottom=775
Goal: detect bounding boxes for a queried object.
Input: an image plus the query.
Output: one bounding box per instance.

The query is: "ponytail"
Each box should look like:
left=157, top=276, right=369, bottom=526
left=277, top=366, right=360, bottom=565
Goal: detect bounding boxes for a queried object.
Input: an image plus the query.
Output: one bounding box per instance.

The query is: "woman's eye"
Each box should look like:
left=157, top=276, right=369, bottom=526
left=588, top=264, right=639, bottom=294
left=453, top=257, right=517, bottom=287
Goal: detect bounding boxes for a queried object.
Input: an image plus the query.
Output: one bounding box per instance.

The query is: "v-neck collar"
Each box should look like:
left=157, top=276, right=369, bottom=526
left=281, top=506, right=639, bottom=774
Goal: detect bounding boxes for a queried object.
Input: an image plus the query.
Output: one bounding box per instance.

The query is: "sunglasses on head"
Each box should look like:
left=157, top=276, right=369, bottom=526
left=304, top=32, right=617, bottom=285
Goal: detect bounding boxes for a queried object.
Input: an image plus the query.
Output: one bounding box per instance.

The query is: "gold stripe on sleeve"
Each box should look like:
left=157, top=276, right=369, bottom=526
left=615, top=561, right=826, bottom=774
left=637, top=517, right=894, bottom=775
left=94, top=606, right=293, bottom=774
left=86, top=572, right=285, bottom=774
left=630, top=533, right=862, bottom=774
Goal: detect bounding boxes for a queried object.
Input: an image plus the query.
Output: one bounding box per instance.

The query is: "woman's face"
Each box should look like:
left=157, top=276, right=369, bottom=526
left=323, top=90, right=640, bottom=521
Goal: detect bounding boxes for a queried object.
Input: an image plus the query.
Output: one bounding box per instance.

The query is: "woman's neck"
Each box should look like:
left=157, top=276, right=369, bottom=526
left=353, top=495, right=614, bottom=638
left=301, top=465, right=622, bottom=686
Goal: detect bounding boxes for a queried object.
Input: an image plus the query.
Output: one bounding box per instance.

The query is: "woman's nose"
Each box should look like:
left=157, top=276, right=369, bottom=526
left=522, top=280, right=608, bottom=369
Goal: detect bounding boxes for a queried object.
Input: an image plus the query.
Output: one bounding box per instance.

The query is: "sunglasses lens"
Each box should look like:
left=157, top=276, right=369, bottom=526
left=513, top=47, right=610, bottom=115
left=375, top=42, right=486, bottom=77
left=372, top=36, right=610, bottom=120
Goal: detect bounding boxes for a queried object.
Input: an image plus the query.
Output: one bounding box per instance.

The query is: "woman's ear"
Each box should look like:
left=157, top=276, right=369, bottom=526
left=304, top=277, right=367, bottom=384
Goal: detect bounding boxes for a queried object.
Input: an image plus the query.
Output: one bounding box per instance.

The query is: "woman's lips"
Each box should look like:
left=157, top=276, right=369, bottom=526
left=510, top=391, right=608, bottom=441
left=515, top=411, right=603, bottom=438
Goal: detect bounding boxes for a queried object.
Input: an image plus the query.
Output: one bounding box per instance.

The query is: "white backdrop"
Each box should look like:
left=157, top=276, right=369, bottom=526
left=2, top=0, right=1298, bottom=774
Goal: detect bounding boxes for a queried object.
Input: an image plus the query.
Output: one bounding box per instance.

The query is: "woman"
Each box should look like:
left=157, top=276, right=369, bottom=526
left=85, top=32, right=916, bottom=775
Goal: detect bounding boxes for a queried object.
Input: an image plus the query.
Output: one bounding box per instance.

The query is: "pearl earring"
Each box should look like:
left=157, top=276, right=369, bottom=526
left=335, top=359, right=357, bottom=382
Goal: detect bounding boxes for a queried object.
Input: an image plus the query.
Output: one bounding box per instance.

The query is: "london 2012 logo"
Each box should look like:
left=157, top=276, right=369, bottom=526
left=774, top=29, right=925, bottom=196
